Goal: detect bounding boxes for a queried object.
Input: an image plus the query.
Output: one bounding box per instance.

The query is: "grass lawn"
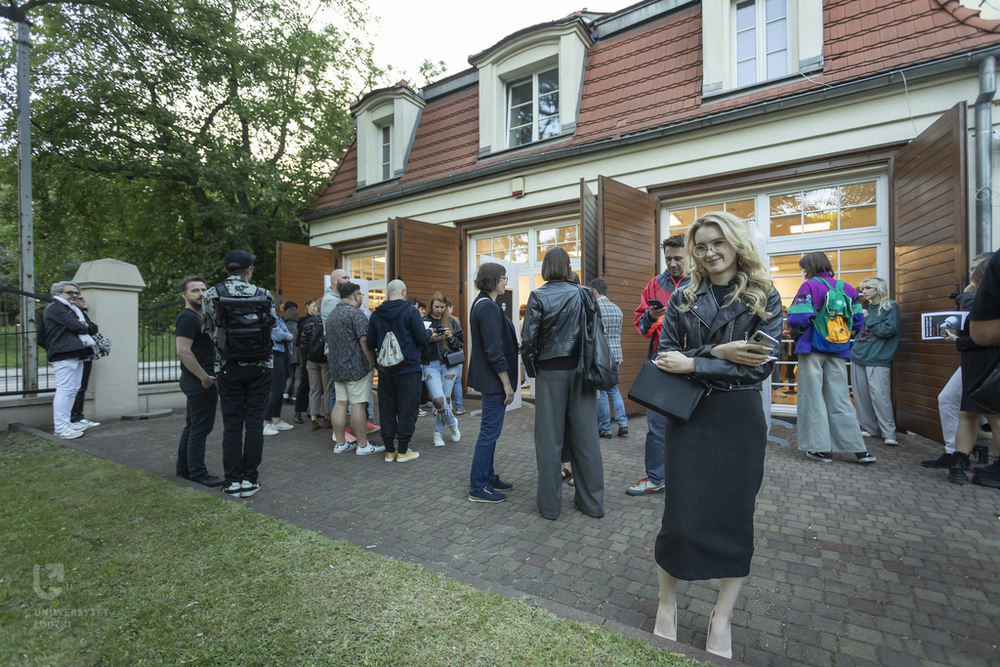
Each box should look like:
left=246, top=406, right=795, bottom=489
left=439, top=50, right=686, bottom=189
left=0, top=435, right=702, bottom=667
left=1, top=326, right=48, bottom=369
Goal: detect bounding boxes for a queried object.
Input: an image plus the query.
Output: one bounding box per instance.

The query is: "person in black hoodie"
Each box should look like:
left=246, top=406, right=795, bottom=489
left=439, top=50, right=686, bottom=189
left=43, top=281, right=99, bottom=439
left=367, top=279, right=432, bottom=463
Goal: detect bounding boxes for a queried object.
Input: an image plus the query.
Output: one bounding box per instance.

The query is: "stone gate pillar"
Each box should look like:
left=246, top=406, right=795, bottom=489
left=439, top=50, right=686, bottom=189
left=73, top=259, right=146, bottom=421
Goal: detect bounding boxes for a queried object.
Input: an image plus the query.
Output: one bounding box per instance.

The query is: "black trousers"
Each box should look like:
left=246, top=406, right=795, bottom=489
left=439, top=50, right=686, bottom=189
left=70, top=360, right=92, bottom=423
left=295, top=365, right=310, bottom=413
left=176, top=375, right=218, bottom=480
left=377, top=371, right=421, bottom=454
left=217, top=363, right=271, bottom=484
left=265, top=350, right=287, bottom=421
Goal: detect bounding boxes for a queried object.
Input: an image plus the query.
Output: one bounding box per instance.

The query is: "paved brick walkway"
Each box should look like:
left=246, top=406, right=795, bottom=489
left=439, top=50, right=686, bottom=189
left=30, top=398, right=1000, bottom=666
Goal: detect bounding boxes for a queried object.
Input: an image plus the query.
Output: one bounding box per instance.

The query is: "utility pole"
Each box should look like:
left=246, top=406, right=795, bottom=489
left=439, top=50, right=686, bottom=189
left=16, top=21, right=37, bottom=395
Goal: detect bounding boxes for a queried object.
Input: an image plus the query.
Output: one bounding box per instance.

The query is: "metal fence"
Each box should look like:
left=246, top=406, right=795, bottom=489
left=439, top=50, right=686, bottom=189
left=138, top=301, right=183, bottom=385
left=0, top=285, right=54, bottom=396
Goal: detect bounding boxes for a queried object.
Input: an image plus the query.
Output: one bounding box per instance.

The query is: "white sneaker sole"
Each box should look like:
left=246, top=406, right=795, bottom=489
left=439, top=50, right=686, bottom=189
left=450, top=429, right=461, bottom=443
left=333, top=444, right=357, bottom=454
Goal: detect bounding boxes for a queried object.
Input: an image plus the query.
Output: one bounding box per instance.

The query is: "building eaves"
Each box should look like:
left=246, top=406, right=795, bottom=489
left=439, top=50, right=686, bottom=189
left=301, top=44, right=1000, bottom=222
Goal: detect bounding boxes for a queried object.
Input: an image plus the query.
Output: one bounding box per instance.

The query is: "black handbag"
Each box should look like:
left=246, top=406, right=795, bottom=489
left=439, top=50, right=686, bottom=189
left=969, top=351, right=1000, bottom=414
left=577, top=288, right=618, bottom=391
left=627, top=359, right=706, bottom=422
left=445, top=349, right=465, bottom=367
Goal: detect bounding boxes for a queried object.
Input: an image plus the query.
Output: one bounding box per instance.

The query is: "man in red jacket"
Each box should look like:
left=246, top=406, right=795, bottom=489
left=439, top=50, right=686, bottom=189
left=627, top=234, right=687, bottom=496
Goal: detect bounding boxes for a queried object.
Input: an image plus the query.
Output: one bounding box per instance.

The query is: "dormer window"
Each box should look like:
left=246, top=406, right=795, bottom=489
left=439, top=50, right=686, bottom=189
left=735, top=0, right=788, bottom=87
left=507, top=68, right=560, bottom=148
left=380, top=124, right=392, bottom=182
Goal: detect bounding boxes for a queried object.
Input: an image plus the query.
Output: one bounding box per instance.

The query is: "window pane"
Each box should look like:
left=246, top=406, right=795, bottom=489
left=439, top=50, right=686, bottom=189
left=669, top=208, right=695, bottom=230
left=799, top=212, right=836, bottom=234
left=509, top=80, right=532, bottom=107
left=538, top=68, right=559, bottom=95
left=537, top=229, right=557, bottom=245
left=767, top=18, right=787, bottom=51
left=476, top=238, right=492, bottom=253
left=510, top=104, right=532, bottom=128
left=351, top=258, right=362, bottom=278
left=771, top=213, right=799, bottom=237
left=373, top=256, right=385, bottom=280
left=766, top=0, right=785, bottom=20
left=802, top=187, right=837, bottom=212
left=737, top=58, right=757, bottom=87
left=841, top=247, right=877, bottom=272
left=538, top=116, right=560, bottom=140
left=841, top=205, right=877, bottom=230
left=538, top=92, right=559, bottom=118
left=771, top=276, right=802, bottom=303
left=770, top=192, right=801, bottom=216
left=381, top=125, right=390, bottom=143
left=558, top=225, right=578, bottom=242
left=769, top=253, right=803, bottom=276
left=509, top=125, right=532, bottom=147
left=840, top=181, right=877, bottom=207
left=726, top=198, right=756, bottom=222
left=696, top=203, right=725, bottom=216
left=736, top=1, right=756, bottom=31
left=736, top=29, right=756, bottom=61
left=362, top=256, right=374, bottom=280
left=767, top=50, right=787, bottom=78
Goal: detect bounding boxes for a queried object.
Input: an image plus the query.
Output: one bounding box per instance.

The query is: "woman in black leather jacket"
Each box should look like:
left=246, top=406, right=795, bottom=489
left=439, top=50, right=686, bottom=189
left=650, top=212, right=782, bottom=659
left=521, top=246, right=604, bottom=521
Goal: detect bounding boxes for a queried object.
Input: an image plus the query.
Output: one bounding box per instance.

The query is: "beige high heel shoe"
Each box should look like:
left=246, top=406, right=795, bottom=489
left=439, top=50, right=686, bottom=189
left=705, top=608, right=733, bottom=659
left=653, top=601, right=677, bottom=642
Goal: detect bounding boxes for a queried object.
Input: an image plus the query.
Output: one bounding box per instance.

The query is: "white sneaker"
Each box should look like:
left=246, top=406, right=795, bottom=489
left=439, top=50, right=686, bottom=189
left=433, top=432, right=446, bottom=447
left=356, top=443, right=385, bottom=456
left=57, top=428, right=84, bottom=440
left=860, top=430, right=873, bottom=437
left=272, top=420, right=294, bottom=431
left=333, top=441, right=357, bottom=454
left=73, top=419, right=101, bottom=429
left=263, top=423, right=279, bottom=436
left=418, top=409, right=428, bottom=417
left=883, top=437, right=899, bottom=446
left=449, top=424, right=461, bottom=443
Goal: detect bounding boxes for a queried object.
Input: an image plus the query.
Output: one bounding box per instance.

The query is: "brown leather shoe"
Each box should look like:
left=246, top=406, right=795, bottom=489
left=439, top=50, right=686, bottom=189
left=323, top=417, right=332, bottom=429
left=310, top=420, right=320, bottom=431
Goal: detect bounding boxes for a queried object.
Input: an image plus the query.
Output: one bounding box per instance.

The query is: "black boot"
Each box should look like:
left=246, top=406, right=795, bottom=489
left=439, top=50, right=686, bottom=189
left=949, top=452, right=971, bottom=485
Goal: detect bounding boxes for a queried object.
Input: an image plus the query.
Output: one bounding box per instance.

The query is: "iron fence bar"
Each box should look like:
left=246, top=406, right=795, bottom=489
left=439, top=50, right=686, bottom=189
left=138, top=300, right=184, bottom=385
left=0, top=285, right=53, bottom=396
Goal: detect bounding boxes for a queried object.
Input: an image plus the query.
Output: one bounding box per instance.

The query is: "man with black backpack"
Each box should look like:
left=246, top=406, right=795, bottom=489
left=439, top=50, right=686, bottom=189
left=202, top=250, right=277, bottom=498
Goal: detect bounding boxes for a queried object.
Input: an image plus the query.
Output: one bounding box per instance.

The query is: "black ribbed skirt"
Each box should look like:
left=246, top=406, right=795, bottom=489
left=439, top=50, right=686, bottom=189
left=961, top=346, right=1000, bottom=414
left=654, top=388, right=767, bottom=581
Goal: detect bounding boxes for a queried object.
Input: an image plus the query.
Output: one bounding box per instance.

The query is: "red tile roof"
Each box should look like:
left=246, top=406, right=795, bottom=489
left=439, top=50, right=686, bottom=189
left=309, top=0, right=1000, bottom=217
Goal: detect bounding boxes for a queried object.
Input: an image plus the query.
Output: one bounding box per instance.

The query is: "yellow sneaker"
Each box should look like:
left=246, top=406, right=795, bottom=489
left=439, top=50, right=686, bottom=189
left=395, top=451, right=420, bottom=463
left=384, top=452, right=396, bottom=463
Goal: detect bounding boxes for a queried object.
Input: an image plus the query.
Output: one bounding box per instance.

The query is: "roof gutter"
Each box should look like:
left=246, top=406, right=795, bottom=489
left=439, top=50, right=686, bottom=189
left=302, top=45, right=1000, bottom=223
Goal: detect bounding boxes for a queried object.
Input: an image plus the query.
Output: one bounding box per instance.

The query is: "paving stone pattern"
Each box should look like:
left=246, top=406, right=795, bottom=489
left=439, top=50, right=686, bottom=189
left=59, top=401, right=1000, bottom=667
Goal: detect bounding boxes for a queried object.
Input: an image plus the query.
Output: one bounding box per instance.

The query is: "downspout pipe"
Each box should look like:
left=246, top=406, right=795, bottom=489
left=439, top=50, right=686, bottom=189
left=976, top=56, right=995, bottom=254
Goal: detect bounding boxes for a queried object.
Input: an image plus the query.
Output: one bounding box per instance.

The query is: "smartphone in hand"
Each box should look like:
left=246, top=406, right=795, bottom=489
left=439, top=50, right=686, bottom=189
left=748, top=329, right=780, bottom=353
left=647, top=299, right=664, bottom=309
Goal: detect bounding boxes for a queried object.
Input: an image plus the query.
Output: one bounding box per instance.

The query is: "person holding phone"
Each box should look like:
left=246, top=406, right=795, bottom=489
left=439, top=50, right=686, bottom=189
left=851, top=277, right=900, bottom=447
left=649, top=212, right=781, bottom=659
left=629, top=234, right=689, bottom=496
left=421, top=292, right=462, bottom=448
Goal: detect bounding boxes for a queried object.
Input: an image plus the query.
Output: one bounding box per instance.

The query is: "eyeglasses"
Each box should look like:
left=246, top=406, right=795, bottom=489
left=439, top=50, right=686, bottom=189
left=692, top=239, right=727, bottom=258
left=63, top=291, right=81, bottom=296
left=500, top=276, right=509, bottom=281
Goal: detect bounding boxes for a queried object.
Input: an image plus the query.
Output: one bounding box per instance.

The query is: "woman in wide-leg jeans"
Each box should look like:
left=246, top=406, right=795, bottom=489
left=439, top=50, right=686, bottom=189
left=421, top=292, right=463, bottom=447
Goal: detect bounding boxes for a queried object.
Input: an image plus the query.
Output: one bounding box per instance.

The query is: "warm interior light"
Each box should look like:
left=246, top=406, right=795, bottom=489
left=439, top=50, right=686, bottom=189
left=790, top=222, right=831, bottom=234
left=374, top=257, right=385, bottom=263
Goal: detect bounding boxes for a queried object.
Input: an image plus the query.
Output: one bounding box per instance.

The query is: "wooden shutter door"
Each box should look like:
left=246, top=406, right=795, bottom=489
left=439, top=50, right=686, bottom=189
left=599, top=176, right=659, bottom=414
left=892, top=102, right=968, bottom=441
left=387, top=217, right=462, bottom=308
left=275, top=241, right=336, bottom=309
left=581, top=179, right=600, bottom=285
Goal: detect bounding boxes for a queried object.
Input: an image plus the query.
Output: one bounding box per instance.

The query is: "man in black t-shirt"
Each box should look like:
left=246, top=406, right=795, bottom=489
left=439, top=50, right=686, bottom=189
left=962, top=250, right=1000, bottom=488
left=175, top=275, right=223, bottom=487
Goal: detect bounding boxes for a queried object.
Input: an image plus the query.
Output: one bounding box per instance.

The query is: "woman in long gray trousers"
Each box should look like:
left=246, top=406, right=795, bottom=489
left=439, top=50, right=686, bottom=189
left=521, top=246, right=605, bottom=520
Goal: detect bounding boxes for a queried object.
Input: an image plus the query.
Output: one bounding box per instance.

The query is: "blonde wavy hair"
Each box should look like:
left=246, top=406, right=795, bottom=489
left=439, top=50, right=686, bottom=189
left=676, top=212, right=774, bottom=319
left=858, top=276, right=894, bottom=312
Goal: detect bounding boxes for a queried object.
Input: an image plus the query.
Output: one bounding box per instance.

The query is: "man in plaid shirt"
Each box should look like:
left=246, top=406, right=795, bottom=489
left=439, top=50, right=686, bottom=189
left=589, top=278, right=627, bottom=438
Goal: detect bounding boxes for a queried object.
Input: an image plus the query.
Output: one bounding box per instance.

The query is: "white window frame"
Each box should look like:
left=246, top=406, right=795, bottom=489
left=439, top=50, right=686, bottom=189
left=378, top=124, right=392, bottom=182
left=344, top=246, right=388, bottom=307
left=660, top=168, right=890, bottom=417
left=506, top=67, right=560, bottom=149
left=734, top=0, right=789, bottom=88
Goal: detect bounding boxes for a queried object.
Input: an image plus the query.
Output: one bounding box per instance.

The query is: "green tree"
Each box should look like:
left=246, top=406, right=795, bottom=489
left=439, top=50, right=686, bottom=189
left=0, top=0, right=378, bottom=302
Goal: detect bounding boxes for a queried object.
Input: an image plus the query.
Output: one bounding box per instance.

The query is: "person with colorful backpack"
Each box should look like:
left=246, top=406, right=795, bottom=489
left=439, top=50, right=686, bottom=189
left=787, top=252, right=876, bottom=464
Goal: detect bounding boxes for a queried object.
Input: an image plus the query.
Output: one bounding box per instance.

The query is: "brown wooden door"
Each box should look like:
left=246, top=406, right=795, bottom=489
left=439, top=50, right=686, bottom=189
left=387, top=217, right=462, bottom=311
left=580, top=179, right=600, bottom=285
left=275, top=241, right=336, bottom=310
left=892, top=102, right=968, bottom=441
left=598, top=176, right=659, bottom=414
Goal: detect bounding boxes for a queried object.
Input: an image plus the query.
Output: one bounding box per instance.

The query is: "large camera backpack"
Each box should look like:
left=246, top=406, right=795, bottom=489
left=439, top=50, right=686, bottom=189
left=214, top=282, right=275, bottom=362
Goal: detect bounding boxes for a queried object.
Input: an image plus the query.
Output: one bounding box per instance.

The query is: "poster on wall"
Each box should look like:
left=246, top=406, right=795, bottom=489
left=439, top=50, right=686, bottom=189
left=485, top=257, right=521, bottom=412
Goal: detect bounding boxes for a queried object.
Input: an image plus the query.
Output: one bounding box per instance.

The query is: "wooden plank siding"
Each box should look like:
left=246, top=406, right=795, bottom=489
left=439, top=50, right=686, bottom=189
left=581, top=180, right=600, bottom=285
left=388, top=218, right=462, bottom=306
left=599, top=176, right=658, bottom=415
left=275, top=241, right=336, bottom=311
left=891, top=103, right=967, bottom=442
